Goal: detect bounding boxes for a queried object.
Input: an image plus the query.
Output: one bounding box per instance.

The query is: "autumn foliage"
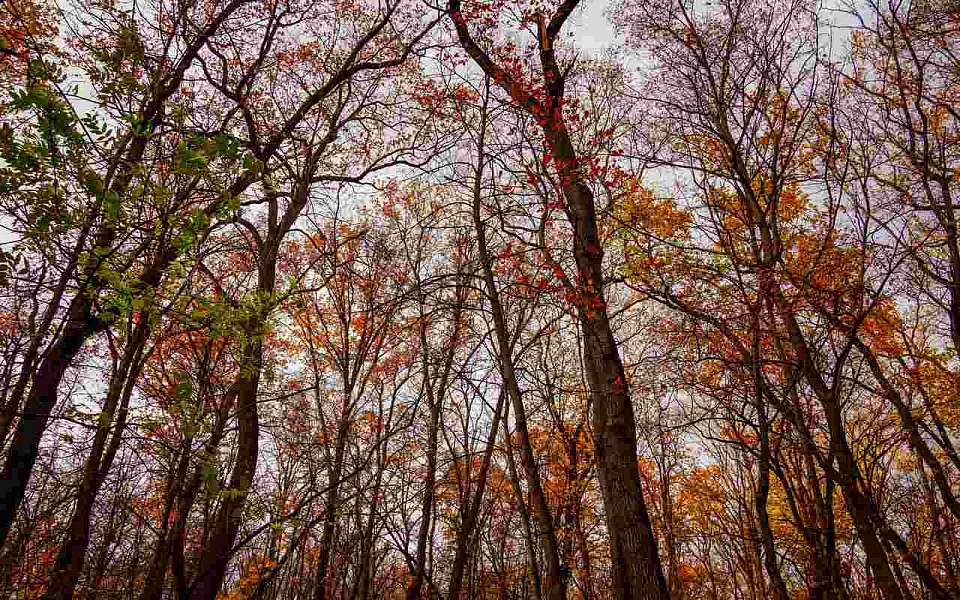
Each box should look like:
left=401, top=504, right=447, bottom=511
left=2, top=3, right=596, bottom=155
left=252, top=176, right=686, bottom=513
left=0, top=0, right=958, bottom=599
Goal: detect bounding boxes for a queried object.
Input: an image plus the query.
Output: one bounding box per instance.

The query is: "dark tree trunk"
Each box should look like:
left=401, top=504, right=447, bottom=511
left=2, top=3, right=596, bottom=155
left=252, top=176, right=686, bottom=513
left=0, top=292, right=104, bottom=545
left=311, top=425, right=347, bottom=600
left=447, top=391, right=506, bottom=600
left=470, top=109, right=566, bottom=600
left=188, top=342, right=263, bottom=600
left=43, top=317, right=149, bottom=599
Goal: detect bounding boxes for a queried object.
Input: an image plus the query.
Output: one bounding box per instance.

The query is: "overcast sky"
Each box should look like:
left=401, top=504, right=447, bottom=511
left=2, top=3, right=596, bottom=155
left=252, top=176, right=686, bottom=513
left=569, top=0, right=621, bottom=53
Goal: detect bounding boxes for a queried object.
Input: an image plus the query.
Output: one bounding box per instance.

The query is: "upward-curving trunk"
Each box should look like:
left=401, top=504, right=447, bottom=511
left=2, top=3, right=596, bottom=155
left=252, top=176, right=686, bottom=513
left=447, top=6, right=669, bottom=597
left=311, top=422, right=348, bottom=600
left=0, top=0, right=250, bottom=549
left=42, top=321, right=147, bottom=600
left=447, top=390, right=506, bottom=600
left=470, top=104, right=567, bottom=600
left=0, top=290, right=105, bottom=546
left=188, top=237, right=278, bottom=599
left=407, top=277, right=466, bottom=600
left=188, top=342, right=263, bottom=600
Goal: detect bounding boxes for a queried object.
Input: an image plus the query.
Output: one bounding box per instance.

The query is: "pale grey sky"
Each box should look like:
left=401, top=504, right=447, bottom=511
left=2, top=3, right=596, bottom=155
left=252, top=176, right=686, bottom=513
left=570, top=0, right=620, bottom=52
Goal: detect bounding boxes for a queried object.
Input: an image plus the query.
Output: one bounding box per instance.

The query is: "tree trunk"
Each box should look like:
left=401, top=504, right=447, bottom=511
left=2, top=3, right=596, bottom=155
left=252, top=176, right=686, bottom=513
left=0, top=0, right=246, bottom=545
left=754, top=403, right=790, bottom=600
left=0, top=292, right=103, bottom=545
left=311, top=424, right=347, bottom=600
left=471, top=121, right=566, bottom=600
left=447, top=6, right=669, bottom=596
left=447, top=391, right=506, bottom=600
left=43, top=317, right=149, bottom=599
left=188, top=342, right=263, bottom=599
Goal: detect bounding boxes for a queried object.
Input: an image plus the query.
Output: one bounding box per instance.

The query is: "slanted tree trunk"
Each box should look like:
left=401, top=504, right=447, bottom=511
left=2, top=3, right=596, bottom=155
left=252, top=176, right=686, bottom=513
left=447, top=9, right=671, bottom=596
left=43, top=322, right=147, bottom=599
left=470, top=100, right=566, bottom=600
left=407, top=273, right=466, bottom=600
left=0, top=0, right=248, bottom=545
left=447, top=390, right=506, bottom=600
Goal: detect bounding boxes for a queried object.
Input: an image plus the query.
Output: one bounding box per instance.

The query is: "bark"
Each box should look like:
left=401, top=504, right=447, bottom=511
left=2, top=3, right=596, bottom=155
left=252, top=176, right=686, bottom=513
left=142, top=390, right=231, bottom=600
left=405, top=381, right=440, bottom=600
left=139, top=440, right=193, bottom=600
left=407, top=278, right=465, bottom=600
left=0, top=0, right=249, bottom=547
left=502, top=404, right=544, bottom=600
left=0, top=222, right=91, bottom=446
left=188, top=333, right=264, bottom=599
left=311, top=423, right=348, bottom=600
left=447, top=391, right=506, bottom=600
left=446, top=7, right=668, bottom=597
left=0, top=292, right=105, bottom=545
left=548, top=129, right=667, bottom=600
left=778, top=304, right=904, bottom=600
left=754, top=409, right=790, bottom=600
left=857, top=339, right=960, bottom=520
left=42, top=324, right=146, bottom=600
left=471, top=122, right=566, bottom=600
left=354, top=446, right=386, bottom=600
left=188, top=138, right=327, bottom=598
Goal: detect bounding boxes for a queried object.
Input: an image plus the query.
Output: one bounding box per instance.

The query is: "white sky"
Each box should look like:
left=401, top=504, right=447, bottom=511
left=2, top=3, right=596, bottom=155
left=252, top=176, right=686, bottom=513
left=569, top=0, right=621, bottom=53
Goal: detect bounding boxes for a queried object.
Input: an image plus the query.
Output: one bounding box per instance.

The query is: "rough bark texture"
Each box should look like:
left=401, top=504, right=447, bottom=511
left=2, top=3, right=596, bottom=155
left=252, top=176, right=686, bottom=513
left=447, top=4, right=669, bottom=598
left=472, top=137, right=567, bottom=600
left=0, top=0, right=247, bottom=549
left=43, top=327, right=144, bottom=600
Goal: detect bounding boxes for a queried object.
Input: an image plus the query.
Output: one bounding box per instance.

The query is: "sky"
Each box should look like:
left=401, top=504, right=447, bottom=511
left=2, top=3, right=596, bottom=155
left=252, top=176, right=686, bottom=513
left=569, top=0, right=621, bottom=53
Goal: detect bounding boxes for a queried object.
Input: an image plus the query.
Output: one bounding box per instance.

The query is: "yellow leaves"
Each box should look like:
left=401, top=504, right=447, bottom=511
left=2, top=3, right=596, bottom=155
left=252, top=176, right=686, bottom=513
left=708, top=184, right=746, bottom=233
left=218, top=556, right=278, bottom=600
left=784, top=231, right=861, bottom=299
left=708, top=177, right=809, bottom=237
left=616, top=177, right=690, bottom=240
left=927, top=104, right=950, bottom=135
left=350, top=409, right=383, bottom=435
left=614, top=177, right=690, bottom=283
left=909, top=358, right=960, bottom=428
left=676, top=465, right=726, bottom=531
left=679, top=132, right=728, bottom=171
left=859, top=298, right=905, bottom=356
left=773, top=181, right=808, bottom=223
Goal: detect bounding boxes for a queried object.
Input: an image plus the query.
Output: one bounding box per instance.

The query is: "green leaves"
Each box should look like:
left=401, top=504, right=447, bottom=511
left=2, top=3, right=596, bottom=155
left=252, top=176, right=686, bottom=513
left=174, top=379, right=193, bottom=401
left=174, top=143, right=209, bottom=174
left=100, top=189, right=121, bottom=220
left=174, top=133, right=243, bottom=176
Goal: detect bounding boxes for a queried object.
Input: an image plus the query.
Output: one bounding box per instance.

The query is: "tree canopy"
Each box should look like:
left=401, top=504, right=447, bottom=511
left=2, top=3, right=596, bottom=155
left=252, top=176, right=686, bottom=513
left=0, top=0, right=958, bottom=598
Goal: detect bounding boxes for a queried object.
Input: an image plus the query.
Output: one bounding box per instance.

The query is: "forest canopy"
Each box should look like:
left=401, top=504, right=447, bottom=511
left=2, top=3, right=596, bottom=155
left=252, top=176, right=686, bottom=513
left=0, top=0, right=958, bottom=598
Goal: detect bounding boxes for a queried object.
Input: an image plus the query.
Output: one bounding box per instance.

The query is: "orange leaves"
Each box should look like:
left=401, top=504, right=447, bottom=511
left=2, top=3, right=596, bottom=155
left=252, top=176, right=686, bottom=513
left=858, top=298, right=905, bottom=356
left=350, top=409, right=384, bottom=436
left=278, top=233, right=327, bottom=275
left=0, top=310, right=18, bottom=337
left=436, top=456, right=511, bottom=506
left=783, top=231, right=862, bottom=305
left=613, top=176, right=691, bottom=285
left=676, top=465, right=726, bottom=531
left=706, top=177, right=809, bottom=240
left=408, top=77, right=480, bottom=118
left=274, top=40, right=322, bottom=69
left=719, top=425, right=758, bottom=448
left=218, top=555, right=278, bottom=600
left=908, top=358, right=960, bottom=427
left=776, top=182, right=809, bottom=223
left=617, top=177, right=690, bottom=241
left=0, top=0, right=58, bottom=83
